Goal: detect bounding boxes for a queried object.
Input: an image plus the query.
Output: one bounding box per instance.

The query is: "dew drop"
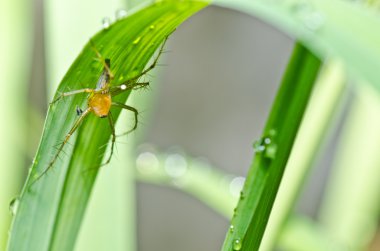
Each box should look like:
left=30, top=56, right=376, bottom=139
left=263, top=137, right=271, bottom=144
left=268, top=129, right=277, bottom=136
left=303, top=11, right=325, bottom=31
left=229, top=225, right=235, bottom=233
left=233, top=238, right=242, bottom=250
left=164, top=153, right=187, bottom=178
left=253, top=139, right=266, bottom=153
left=9, top=198, right=20, bottom=216
left=229, top=176, right=245, bottom=197
left=115, top=9, right=127, bottom=20
left=253, top=136, right=277, bottom=159
left=149, top=25, right=155, bottom=30
left=136, top=152, right=159, bottom=174
left=32, top=157, right=38, bottom=166
left=102, top=17, right=111, bottom=29
left=291, top=2, right=324, bottom=31
left=240, top=191, right=245, bottom=199
left=265, top=144, right=278, bottom=159
left=233, top=207, right=238, bottom=217
left=133, top=36, right=141, bottom=45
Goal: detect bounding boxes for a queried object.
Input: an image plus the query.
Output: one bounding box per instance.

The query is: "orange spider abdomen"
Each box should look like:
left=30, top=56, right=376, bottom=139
left=88, top=93, right=112, bottom=118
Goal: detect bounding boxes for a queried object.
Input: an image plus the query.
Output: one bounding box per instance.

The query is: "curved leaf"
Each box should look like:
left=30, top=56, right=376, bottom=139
left=213, top=0, right=380, bottom=92
left=7, top=1, right=208, bottom=251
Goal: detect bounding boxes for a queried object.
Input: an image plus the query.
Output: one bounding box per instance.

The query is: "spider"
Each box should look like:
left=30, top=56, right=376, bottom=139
left=31, top=37, right=168, bottom=185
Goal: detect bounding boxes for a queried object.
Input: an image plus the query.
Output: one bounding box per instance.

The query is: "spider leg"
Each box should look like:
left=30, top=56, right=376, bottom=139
left=29, top=107, right=92, bottom=187
left=112, top=102, right=138, bottom=136
left=89, top=39, right=114, bottom=80
left=99, top=112, right=116, bottom=167
left=110, top=81, right=149, bottom=97
left=121, top=35, right=169, bottom=84
left=51, top=88, right=95, bottom=104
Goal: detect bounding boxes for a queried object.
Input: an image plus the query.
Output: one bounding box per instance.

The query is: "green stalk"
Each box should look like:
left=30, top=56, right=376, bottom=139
left=0, top=0, right=31, bottom=249
left=6, top=2, right=208, bottom=251
left=260, top=60, right=346, bottom=251
left=222, top=43, right=321, bottom=251
left=135, top=149, right=238, bottom=218
left=319, top=85, right=380, bottom=250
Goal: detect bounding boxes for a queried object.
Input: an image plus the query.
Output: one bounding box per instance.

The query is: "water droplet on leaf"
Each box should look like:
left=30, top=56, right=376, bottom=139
left=240, top=191, right=245, bottom=199
left=253, top=136, right=277, bottom=159
left=102, top=17, right=111, bottom=29
left=303, top=11, right=325, bottom=31
left=291, top=2, right=324, bottom=31
left=9, top=198, right=19, bottom=216
left=164, top=153, right=187, bottom=178
left=233, top=238, right=242, bottom=250
left=115, top=9, right=127, bottom=20
left=229, top=176, right=245, bottom=197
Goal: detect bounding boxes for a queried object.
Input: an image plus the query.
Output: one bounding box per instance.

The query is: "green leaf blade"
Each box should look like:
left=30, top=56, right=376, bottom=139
left=7, top=2, right=208, bottom=251
left=222, top=44, right=321, bottom=251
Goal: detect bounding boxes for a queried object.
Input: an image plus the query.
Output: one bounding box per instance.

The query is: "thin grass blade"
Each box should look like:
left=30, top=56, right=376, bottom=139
left=221, top=43, right=321, bottom=251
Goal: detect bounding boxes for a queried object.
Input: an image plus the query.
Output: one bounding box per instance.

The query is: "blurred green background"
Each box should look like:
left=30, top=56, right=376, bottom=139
left=1, top=0, right=380, bottom=251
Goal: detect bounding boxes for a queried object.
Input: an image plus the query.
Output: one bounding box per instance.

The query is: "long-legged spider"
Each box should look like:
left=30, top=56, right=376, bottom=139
left=31, top=37, right=168, bottom=185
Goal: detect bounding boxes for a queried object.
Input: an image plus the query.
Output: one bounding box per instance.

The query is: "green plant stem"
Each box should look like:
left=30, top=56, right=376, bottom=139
left=0, top=0, right=31, bottom=249
left=260, top=60, right=346, bottom=251
left=278, top=216, right=344, bottom=251
left=135, top=149, right=238, bottom=218
left=319, top=85, right=380, bottom=250
left=222, top=43, right=321, bottom=251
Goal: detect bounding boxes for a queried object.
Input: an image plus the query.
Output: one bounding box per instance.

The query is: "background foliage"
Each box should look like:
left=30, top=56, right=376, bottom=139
left=1, top=0, right=380, bottom=250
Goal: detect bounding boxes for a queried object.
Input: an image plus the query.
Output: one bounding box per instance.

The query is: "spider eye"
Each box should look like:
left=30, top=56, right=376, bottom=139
left=76, top=106, right=83, bottom=116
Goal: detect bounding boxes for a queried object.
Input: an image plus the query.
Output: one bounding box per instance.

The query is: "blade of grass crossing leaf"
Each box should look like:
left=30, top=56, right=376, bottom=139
left=260, top=60, right=346, bottom=251
left=222, top=43, right=321, bottom=251
left=6, top=2, right=208, bottom=251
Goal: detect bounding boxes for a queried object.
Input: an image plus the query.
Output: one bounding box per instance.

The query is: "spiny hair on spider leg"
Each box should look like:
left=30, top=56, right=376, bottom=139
left=97, top=144, right=120, bottom=159
left=98, top=142, right=110, bottom=151
left=114, top=139, right=130, bottom=145
left=52, top=139, right=74, bottom=149
left=80, top=166, right=98, bottom=176
left=53, top=147, right=69, bottom=160
left=52, top=140, right=65, bottom=150
left=133, top=84, right=151, bottom=91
